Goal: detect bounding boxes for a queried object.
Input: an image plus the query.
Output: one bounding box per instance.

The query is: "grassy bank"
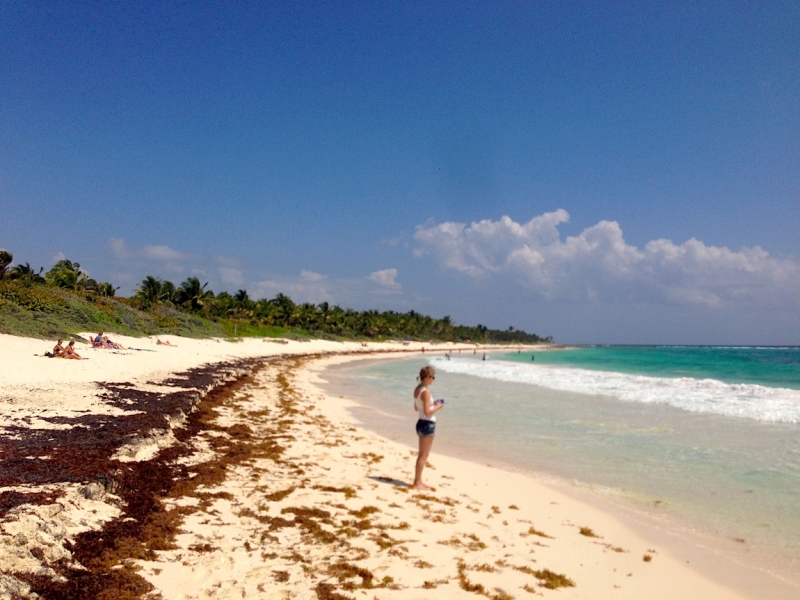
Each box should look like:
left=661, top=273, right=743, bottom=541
left=0, top=281, right=223, bottom=340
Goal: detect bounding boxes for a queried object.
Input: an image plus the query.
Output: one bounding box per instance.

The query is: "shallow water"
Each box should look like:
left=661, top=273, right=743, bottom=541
left=322, top=348, right=800, bottom=579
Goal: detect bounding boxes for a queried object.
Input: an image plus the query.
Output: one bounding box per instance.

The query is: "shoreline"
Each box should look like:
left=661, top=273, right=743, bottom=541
left=0, top=335, right=794, bottom=598
left=318, top=352, right=800, bottom=598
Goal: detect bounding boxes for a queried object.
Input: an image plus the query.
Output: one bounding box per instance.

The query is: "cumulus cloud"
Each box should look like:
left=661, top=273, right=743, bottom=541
left=369, top=268, right=398, bottom=287
left=367, top=268, right=402, bottom=295
left=141, top=244, right=185, bottom=262
left=413, top=211, right=800, bottom=308
left=107, top=238, right=187, bottom=271
left=300, top=270, right=327, bottom=282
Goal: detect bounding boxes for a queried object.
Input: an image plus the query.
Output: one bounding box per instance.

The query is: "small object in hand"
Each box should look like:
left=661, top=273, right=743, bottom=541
left=435, top=398, right=446, bottom=405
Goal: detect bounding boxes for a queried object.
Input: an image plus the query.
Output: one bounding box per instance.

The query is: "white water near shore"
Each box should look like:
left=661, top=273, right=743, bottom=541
left=321, top=353, right=800, bottom=592
left=435, top=356, right=800, bottom=422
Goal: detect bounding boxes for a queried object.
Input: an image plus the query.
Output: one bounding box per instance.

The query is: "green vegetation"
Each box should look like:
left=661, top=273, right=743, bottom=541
left=0, top=281, right=222, bottom=340
left=0, top=248, right=550, bottom=343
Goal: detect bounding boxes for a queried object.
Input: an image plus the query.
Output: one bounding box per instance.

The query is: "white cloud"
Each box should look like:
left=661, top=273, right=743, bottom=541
left=300, top=270, right=327, bottom=282
left=369, top=268, right=398, bottom=287
left=106, top=238, right=186, bottom=270
left=413, top=210, right=800, bottom=309
left=368, top=268, right=403, bottom=295
left=51, top=251, right=66, bottom=264
left=141, top=244, right=185, bottom=262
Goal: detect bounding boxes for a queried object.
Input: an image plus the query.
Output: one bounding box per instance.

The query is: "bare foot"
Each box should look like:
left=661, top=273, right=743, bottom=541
left=412, top=483, right=431, bottom=491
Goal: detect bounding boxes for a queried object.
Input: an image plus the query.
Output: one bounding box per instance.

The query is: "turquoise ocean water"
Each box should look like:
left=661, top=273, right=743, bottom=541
left=323, top=346, right=800, bottom=575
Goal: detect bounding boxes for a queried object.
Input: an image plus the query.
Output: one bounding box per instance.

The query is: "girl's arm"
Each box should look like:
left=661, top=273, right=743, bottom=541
left=421, top=390, right=444, bottom=418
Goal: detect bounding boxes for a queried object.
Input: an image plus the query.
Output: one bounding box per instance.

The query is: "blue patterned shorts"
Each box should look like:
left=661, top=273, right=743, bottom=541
left=415, top=419, right=436, bottom=437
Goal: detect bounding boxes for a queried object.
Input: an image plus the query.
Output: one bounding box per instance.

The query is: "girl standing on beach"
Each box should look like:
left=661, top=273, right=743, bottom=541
left=413, top=366, right=445, bottom=490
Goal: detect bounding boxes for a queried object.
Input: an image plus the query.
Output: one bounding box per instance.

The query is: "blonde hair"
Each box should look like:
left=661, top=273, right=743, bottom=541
left=418, top=366, right=436, bottom=381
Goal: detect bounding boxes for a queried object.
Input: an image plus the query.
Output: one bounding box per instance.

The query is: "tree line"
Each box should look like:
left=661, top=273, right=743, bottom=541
left=1, top=251, right=118, bottom=296
left=0, top=249, right=548, bottom=343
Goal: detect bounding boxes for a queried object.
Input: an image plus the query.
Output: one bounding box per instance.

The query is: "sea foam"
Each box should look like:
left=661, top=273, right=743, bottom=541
left=430, top=356, right=800, bottom=423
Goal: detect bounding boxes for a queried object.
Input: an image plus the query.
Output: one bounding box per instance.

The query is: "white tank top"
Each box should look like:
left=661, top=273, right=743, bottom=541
left=414, top=385, right=435, bottom=422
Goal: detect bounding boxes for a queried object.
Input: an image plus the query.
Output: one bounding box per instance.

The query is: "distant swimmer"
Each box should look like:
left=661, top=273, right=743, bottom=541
left=532, top=355, right=535, bottom=361
left=482, top=353, right=486, bottom=361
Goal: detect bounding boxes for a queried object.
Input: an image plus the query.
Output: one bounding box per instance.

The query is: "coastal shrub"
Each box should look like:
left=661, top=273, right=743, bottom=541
left=0, top=282, right=67, bottom=312
left=0, top=281, right=223, bottom=339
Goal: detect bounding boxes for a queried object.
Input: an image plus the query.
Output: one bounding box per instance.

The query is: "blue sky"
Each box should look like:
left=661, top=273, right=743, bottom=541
left=2, top=2, right=798, bottom=344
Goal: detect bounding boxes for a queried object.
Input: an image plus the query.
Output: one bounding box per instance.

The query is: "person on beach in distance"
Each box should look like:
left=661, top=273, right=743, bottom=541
left=62, top=341, right=82, bottom=360
left=53, top=339, right=65, bottom=357
left=413, top=365, right=445, bottom=490
left=103, top=336, right=126, bottom=350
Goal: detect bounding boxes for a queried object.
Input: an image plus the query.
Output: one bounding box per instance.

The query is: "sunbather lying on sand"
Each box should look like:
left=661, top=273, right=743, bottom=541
left=103, top=336, right=126, bottom=350
left=156, top=339, right=176, bottom=346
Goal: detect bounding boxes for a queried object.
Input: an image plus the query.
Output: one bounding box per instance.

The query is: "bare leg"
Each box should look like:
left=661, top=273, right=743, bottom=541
left=413, top=435, right=435, bottom=490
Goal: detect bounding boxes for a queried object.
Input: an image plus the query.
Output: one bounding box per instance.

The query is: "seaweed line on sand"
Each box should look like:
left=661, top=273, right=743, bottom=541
left=0, top=354, right=306, bottom=599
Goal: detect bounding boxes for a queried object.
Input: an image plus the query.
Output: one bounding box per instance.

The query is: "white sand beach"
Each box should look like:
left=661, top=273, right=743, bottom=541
left=0, top=334, right=794, bottom=599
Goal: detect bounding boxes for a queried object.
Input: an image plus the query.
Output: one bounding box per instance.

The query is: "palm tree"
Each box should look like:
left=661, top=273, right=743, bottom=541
left=234, top=289, right=250, bottom=303
left=45, top=259, right=90, bottom=290
left=137, top=276, right=164, bottom=308
left=298, top=303, right=319, bottom=330
left=269, top=293, right=295, bottom=325
left=47, top=268, right=88, bottom=290
left=161, top=280, right=177, bottom=304
left=9, top=263, right=45, bottom=284
left=97, top=282, right=119, bottom=297
left=177, top=276, right=212, bottom=312
left=0, top=250, right=12, bottom=279
left=317, top=301, right=332, bottom=330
